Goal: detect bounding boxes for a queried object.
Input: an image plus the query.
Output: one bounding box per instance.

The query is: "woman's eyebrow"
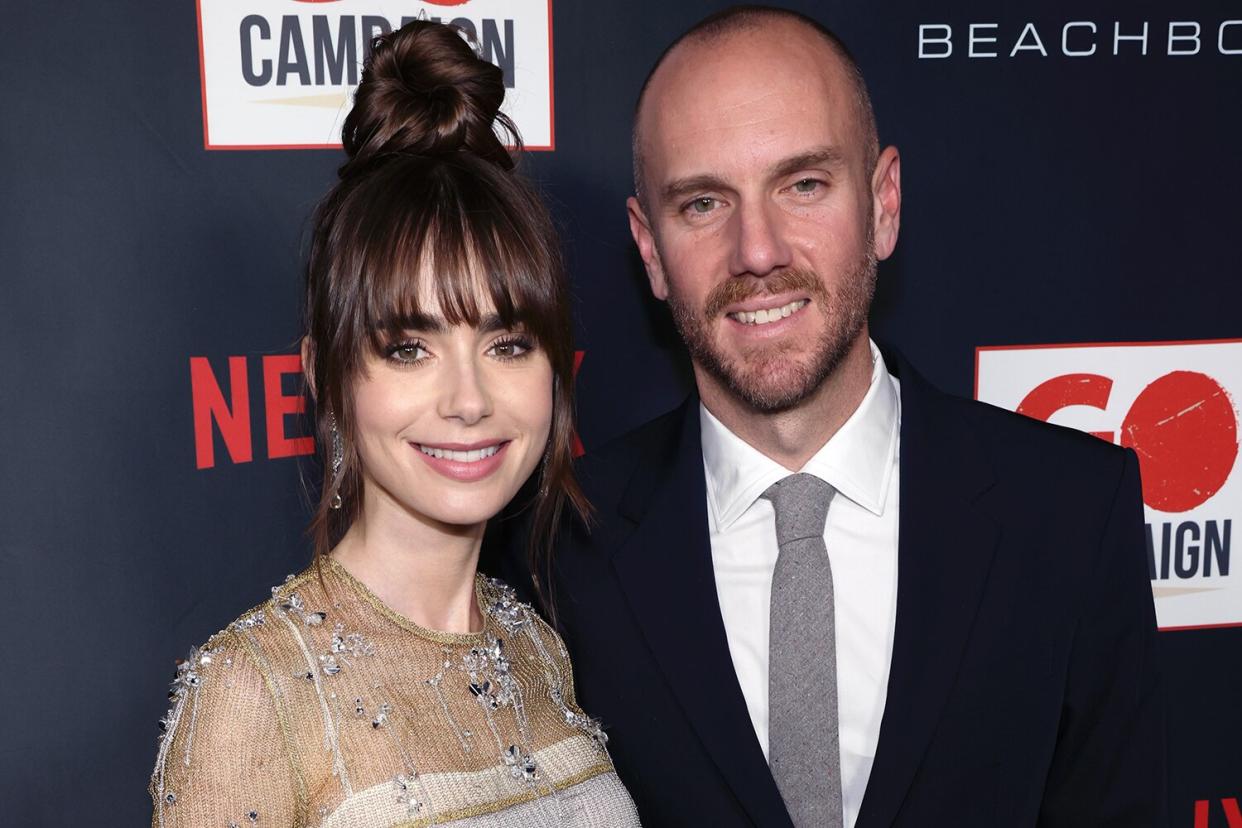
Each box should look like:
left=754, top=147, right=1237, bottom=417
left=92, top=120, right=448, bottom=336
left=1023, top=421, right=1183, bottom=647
left=391, top=311, right=445, bottom=333
left=388, top=312, right=518, bottom=334
left=478, top=314, right=515, bottom=334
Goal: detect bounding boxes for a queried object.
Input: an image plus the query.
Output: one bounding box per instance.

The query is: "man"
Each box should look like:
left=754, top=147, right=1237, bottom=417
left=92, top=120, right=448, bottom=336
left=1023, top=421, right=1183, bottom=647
left=494, top=6, right=1166, bottom=827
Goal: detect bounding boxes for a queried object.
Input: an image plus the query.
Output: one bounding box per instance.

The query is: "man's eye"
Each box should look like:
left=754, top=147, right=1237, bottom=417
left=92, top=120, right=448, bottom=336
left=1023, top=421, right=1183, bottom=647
left=688, top=197, right=718, bottom=215
left=792, top=178, right=822, bottom=194
left=386, top=342, right=428, bottom=364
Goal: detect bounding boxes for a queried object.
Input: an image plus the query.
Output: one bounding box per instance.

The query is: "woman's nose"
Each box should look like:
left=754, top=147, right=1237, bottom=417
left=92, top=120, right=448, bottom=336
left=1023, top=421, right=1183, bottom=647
left=437, top=359, right=493, bottom=425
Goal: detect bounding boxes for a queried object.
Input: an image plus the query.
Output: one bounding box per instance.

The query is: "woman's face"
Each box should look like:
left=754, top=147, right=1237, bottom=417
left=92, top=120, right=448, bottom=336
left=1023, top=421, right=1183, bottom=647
left=350, top=297, right=553, bottom=531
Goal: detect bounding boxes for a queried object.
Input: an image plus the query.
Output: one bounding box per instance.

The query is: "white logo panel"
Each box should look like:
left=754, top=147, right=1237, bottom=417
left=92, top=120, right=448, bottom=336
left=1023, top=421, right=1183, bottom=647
left=977, top=339, right=1242, bottom=630
left=198, top=0, right=554, bottom=149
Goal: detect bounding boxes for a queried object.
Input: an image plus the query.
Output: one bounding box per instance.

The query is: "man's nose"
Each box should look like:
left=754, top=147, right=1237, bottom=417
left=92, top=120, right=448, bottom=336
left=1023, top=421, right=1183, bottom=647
left=728, top=200, right=793, bottom=278
left=438, top=359, right=493, bottom=426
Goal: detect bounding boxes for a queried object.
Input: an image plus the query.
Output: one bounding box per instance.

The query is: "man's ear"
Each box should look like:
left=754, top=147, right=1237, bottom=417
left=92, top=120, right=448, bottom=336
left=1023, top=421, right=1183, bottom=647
left=871, top=146, right=902, bottom=262
left=627, top=196, right=670, bottom=300
left=300, top=336, right=317, bottom=400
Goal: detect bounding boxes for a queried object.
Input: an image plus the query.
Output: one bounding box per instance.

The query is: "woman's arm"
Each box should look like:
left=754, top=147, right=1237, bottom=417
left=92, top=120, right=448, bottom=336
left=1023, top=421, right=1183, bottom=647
left=150, top=631, right=301, bottom=827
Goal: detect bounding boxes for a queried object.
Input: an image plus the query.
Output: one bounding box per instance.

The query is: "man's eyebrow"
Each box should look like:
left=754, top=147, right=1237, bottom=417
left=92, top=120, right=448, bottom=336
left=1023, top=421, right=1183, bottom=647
left=770, top=147, right=847, bottom=180
left=660, top=174, right=731, bottom=207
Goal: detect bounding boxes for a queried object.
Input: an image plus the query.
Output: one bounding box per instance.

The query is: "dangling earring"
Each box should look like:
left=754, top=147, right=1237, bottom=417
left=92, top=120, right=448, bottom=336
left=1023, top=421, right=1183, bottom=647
left=328, top=412, right=344, bottom=510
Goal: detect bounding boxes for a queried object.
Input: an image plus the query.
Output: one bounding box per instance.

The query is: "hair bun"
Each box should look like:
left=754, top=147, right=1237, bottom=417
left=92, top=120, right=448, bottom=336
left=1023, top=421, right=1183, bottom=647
left=341, top=21, right=519, bottom=175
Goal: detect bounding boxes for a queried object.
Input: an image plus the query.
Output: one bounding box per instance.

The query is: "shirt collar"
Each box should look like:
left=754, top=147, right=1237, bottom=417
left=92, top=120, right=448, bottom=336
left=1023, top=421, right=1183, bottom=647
left=701, top=340, right=900, bottom=531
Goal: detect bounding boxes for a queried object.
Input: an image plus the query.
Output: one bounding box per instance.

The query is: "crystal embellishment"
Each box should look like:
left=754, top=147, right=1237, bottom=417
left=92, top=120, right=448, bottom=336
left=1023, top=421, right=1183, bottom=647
left=462, top=635, right=517, bottom=712
left=485, top=578, right=530, bottom=633
left=502, top=745, right=539, bottom=782
left=394, top=774, right=423, bottom=816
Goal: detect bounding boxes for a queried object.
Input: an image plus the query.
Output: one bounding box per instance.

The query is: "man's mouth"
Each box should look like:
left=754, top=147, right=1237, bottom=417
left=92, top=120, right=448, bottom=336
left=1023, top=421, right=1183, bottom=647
left=726, top=299, right=809, bottom=326
left=415, top=443, right=504, bottom=463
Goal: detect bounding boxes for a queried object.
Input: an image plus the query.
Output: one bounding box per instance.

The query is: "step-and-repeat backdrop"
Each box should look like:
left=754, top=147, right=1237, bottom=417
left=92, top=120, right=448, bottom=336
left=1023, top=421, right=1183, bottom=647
left=1, top=1, right=1238, bottom=824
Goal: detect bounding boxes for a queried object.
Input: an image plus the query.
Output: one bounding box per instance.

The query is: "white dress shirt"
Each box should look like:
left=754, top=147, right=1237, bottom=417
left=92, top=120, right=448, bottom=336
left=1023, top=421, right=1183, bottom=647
left=700, top=341, right=901, bottom=828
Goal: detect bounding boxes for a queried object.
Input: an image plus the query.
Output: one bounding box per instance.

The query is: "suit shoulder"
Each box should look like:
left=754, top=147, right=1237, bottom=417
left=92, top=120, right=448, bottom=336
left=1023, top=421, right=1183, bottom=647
left=575, top=403, right=686, bottom=497
left=948, top=394, right=1132, bottom=489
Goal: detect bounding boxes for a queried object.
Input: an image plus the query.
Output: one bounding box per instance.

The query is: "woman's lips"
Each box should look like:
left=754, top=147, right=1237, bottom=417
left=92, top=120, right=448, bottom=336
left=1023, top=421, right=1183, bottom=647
left=413, top=440, right=510, bottom=482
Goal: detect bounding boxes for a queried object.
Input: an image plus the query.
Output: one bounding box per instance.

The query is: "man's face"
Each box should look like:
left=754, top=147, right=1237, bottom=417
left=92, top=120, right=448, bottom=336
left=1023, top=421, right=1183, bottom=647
left=629, top=22, right=899, bottom=413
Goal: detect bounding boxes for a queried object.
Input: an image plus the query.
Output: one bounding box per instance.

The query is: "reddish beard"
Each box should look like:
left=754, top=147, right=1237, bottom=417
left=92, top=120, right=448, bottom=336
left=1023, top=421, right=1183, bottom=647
left=666, top=258, right=876, bottom=413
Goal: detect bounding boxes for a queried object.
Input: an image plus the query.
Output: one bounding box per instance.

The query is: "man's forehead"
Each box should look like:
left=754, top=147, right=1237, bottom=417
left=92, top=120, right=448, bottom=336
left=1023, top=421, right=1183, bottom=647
left=637, top=22, right=858, bottom=171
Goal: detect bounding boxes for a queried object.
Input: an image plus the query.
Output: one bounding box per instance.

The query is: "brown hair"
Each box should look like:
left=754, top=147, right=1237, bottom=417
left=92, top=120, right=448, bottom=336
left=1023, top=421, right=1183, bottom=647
left=303, top=21, right=588, bottom=593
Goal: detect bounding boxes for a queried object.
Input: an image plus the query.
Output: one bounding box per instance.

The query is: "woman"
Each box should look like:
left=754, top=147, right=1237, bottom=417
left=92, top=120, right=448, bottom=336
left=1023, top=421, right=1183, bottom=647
left=150, top=21, right=641, bottom=827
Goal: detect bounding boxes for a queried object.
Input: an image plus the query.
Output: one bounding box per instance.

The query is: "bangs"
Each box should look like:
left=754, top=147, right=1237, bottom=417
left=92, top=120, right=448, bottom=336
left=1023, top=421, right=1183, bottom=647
left=328, top=155, right=563, bottom=362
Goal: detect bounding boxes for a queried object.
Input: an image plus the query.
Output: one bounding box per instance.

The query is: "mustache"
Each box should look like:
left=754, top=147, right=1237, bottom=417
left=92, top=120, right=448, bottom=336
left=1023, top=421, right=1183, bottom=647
left=702, top=268, right=823, bottom=320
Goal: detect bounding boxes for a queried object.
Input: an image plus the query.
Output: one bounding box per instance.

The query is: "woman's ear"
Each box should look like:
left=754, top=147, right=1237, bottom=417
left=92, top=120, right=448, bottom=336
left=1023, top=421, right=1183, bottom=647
left=300, top=336, right=317, bottom=400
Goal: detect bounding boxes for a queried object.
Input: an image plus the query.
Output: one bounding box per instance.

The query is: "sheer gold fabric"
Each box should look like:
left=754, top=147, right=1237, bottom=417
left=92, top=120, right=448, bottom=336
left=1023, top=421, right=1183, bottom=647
left=150, top=559, right=640, bottom=827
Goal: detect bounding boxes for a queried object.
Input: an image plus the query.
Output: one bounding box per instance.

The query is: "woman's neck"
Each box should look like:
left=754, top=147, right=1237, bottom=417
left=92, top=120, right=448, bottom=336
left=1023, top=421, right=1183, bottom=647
left=331, top=486, right=485, bottom=634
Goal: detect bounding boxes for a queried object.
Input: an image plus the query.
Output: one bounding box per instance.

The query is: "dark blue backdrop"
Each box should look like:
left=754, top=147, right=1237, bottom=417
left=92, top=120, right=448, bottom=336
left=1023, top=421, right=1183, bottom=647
left=1, top=1, right=1238, bottom=824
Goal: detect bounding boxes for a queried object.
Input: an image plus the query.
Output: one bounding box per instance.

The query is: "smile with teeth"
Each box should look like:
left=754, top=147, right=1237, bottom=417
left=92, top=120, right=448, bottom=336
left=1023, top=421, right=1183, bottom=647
left=417, top=444, right=503, bottom=463
left=727, top=299, right=808, bottom=326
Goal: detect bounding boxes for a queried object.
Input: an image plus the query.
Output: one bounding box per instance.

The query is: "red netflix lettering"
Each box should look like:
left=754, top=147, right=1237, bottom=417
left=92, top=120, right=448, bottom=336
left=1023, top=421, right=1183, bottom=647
left=1195, top=798, right=1242, bottom=828
left=572, top=350, right=585, bottom=458
left=191, top=356, right=252, bottom=469
left=262, top=354, right=315, bottom=460
left=1228, top=798, right=1242, bottom=828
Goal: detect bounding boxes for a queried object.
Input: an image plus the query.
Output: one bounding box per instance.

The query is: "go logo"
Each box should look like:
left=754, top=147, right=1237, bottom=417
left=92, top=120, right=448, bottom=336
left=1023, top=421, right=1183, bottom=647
left=976, top=338, right=1242, bottom=629
left=1017, top=370, right=1238, bottom=512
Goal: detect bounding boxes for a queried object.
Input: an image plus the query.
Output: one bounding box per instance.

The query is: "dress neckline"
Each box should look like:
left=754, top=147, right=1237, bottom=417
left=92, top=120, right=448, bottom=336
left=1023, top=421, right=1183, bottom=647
left=324, top=557, right=492, bottom=646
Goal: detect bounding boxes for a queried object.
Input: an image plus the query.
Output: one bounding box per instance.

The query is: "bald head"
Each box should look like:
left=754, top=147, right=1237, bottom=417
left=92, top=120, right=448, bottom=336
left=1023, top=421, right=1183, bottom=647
left=632, top=6, right=879, bottom=209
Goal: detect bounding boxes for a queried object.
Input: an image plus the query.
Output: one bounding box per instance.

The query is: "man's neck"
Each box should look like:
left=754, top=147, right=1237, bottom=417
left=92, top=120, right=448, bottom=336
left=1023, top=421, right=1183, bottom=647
left=697, top=333, right=875, bottom=471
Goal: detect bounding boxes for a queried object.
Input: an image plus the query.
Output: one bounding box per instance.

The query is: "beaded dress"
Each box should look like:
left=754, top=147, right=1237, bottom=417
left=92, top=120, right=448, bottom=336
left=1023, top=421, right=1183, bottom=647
left=150, top=559, right=641, bottom=827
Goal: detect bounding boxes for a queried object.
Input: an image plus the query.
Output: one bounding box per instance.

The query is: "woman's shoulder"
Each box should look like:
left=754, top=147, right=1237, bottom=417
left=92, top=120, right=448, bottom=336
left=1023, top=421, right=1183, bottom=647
left=153, top=565, right=328, bottom=757
left=478, top=574, right=559, bottom=642
left=161, top=564, right=334, bottom=707
left=478, top=573, right=613, bottom=750
left=216, top=564, right=328, bottom=645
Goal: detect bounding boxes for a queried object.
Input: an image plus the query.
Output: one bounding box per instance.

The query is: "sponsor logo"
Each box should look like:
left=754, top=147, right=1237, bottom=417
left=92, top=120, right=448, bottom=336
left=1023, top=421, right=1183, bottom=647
left=917, top=19, right=1242, bottom=59
left=976, top=338, right=1242, bottom=631
left=190, top=350, right=584, bottom=468
left=196, top=0, right=554, bottom=149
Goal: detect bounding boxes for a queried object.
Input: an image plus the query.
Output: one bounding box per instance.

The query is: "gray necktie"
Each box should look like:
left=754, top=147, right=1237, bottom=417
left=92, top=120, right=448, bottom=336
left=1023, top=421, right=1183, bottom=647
left=763, top=473, right=842, bottom=828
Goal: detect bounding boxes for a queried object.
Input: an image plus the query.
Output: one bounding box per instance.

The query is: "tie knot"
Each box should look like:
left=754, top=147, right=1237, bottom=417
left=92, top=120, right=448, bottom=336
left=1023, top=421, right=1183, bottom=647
left=762, top=473, right=834, bottom=544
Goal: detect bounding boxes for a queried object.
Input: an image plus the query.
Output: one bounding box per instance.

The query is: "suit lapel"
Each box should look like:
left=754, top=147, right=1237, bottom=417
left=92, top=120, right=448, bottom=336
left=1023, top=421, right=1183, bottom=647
left=856, top=351, right=1000, bottom=828
left=610, top=398, right=793, bottom=828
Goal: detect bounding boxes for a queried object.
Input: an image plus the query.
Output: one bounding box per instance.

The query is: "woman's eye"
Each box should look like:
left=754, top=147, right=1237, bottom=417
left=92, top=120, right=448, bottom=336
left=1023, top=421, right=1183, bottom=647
left=387, top=342, right=428, bottom=364
left=489, top=337, right=533, bottom=360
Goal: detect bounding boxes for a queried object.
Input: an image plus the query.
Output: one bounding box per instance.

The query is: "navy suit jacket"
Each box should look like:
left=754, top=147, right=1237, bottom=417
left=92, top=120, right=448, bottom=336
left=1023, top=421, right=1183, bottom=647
left=489, top=348, right=1167, bottom=827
